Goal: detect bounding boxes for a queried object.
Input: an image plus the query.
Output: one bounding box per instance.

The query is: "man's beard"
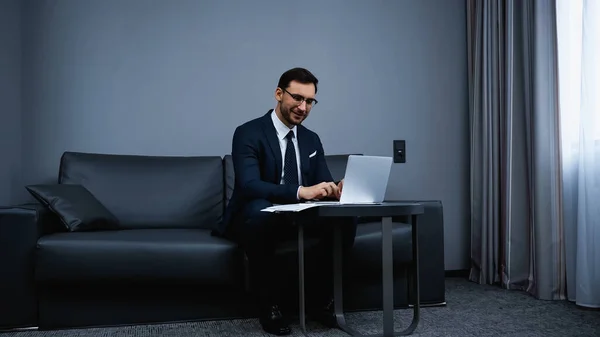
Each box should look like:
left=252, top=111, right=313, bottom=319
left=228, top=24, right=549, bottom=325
left=282, top=105, right=304, bottom=126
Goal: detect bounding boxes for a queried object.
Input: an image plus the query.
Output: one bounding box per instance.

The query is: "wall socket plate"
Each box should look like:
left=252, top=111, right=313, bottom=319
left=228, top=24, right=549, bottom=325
left=393, top=140, right=406, bottom=163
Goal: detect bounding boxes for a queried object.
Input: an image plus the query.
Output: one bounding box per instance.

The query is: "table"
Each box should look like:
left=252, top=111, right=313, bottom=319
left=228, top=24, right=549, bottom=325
left=287, top=202, right=425, bottom=337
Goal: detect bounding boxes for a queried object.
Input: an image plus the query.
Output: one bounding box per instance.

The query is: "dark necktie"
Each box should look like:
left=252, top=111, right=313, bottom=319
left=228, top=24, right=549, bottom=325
left=283, top=131, right=299, bottom=185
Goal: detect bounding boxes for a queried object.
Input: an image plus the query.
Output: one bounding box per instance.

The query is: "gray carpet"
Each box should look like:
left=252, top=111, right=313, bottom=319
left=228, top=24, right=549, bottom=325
left=4, top=278, right=599, bottom=336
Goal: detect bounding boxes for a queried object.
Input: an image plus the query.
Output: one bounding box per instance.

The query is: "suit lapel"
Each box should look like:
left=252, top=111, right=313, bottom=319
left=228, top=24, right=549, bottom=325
left=261, top=110, right=283, bottom=181
left=297, top=126, right=311, bottom=184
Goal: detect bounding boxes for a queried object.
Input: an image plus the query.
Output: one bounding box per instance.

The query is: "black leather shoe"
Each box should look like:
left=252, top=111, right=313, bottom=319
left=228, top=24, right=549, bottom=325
left=310, top=298, right=338, bottom=328
left=259, top=304, right=292, bottom=336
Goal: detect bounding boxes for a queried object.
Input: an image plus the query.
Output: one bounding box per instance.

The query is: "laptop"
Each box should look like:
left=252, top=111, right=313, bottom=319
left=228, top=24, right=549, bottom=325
left=311, top=155, right=393, bottom=205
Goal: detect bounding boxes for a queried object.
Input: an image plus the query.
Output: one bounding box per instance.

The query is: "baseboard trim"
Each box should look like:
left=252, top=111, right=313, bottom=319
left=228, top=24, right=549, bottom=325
left=0, top=326, right=39, bottom=332
left=409, top=302, right=446, bottom=308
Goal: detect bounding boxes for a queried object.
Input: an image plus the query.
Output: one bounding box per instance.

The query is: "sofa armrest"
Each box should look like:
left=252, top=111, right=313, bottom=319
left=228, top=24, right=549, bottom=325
left=0, top=203, right=63, bottom=329
left=350, top=200, right=446, bottom=307
left=392, top=200, right=446, bottom=304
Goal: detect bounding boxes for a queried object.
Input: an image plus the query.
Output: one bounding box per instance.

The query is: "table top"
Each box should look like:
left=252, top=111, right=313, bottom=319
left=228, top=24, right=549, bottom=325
left=302, top=201, right=425, bottom=217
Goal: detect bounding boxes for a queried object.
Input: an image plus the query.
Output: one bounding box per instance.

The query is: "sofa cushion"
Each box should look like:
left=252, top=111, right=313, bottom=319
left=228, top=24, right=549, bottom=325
left=35, top=229, right=243, bottom=287
left=25, top=184, right=119, bottom=232
left=58, top=152, right=224, bottom=230
left=348, top=221, right=413, bottom=276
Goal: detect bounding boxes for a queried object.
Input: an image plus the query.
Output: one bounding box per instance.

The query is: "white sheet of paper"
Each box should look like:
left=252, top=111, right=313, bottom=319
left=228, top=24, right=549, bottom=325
left=261, top=203, right=321, bottom=212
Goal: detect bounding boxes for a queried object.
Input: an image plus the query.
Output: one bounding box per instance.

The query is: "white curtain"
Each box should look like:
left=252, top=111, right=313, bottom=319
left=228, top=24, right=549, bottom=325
left=556, top=0, right=600, bottom=308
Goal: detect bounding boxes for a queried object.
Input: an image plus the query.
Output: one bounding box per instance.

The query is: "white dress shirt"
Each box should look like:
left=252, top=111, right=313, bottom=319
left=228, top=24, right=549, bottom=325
left=271, top=110, right=303, bottom=198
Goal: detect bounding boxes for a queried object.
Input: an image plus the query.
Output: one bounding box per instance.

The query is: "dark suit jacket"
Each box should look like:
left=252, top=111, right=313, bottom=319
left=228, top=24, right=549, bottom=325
left=219, top=110, right=334, bottom=235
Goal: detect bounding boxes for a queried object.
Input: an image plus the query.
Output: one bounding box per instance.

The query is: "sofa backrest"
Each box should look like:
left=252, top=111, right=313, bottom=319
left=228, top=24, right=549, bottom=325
left=59, top=152, right=224, bottom=230
left=224, top=155, right=235, bottom=208
left=223, top=154, right=354, bottom=207
left=325, top=154, right=356, bottom=181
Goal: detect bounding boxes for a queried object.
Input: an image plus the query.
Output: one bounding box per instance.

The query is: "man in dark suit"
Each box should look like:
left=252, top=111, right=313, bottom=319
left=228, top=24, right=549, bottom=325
left=222, top=67, right=357, bottom=335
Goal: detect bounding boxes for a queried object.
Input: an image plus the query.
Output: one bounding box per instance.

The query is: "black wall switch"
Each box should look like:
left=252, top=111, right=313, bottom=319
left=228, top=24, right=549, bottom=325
left=393, top=140, right=406, bottom=163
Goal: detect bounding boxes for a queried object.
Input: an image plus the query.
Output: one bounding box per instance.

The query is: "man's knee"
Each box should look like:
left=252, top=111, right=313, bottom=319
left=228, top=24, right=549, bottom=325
left=310, top=216, right=357, bottom=245
left=329, top=217, right=357, bottom=249
left=244, top=199, right=273, bottom=218
left=239, top=199, right=290, bottom=245
left=327, top=216, right=358, bottom=233
left=242, top=199, right=280, bottom=228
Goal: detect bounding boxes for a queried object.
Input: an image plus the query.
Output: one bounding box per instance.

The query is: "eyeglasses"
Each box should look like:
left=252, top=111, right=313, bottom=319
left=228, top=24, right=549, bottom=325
left=283, top=88, right=318, bottom=107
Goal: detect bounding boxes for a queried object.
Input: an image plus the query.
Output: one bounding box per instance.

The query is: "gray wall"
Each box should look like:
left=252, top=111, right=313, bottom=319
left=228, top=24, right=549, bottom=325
left=0, top=0, right=22, bottom=206
left=10, top=0, right=469, bottom=270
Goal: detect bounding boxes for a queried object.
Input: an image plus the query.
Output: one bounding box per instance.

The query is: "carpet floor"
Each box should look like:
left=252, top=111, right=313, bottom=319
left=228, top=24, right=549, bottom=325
left=4, top=277, right=599, bottom=336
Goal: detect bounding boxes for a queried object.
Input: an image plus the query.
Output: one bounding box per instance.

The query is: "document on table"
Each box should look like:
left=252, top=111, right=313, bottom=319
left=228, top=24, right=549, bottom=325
left=261, top=203, right=321, bottom=212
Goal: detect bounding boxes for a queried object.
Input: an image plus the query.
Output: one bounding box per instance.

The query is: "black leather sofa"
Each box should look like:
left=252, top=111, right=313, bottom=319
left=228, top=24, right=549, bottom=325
left=0, top=151, right=445, bottom=330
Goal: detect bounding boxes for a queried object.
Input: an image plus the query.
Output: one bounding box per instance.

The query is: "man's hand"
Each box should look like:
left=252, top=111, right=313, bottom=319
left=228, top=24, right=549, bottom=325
left=299, top=182, right=339, bottom=200
left=336, top=179, right=344, bottom=199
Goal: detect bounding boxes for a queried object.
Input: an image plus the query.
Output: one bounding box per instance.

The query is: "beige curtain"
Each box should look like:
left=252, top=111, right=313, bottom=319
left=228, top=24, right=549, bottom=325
left=467, top=0, right=566, bottom=300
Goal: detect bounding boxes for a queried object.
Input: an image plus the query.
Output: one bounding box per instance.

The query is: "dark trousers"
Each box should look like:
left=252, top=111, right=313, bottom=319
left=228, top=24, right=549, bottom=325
left=229, top=199, right=358, bottom=309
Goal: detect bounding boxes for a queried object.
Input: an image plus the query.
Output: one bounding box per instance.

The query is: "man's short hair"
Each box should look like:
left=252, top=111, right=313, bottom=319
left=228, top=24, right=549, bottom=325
left=277, top=67, right=319, bottom=94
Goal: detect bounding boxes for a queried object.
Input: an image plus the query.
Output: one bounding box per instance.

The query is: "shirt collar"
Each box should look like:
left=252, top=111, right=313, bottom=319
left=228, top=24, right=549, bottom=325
left=271, top=109, right=297, bottom=140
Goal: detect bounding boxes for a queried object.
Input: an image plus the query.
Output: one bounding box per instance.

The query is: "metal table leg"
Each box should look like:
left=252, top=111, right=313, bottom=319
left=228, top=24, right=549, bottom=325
left=381, top=215, right=421, bottom=336
left=333, top=223, right=360, bottom=335
left=298, top=223, right=307, bottom=334
left=331, top=216, right=420, bottom=337
left=381, top=216, right=394, bottom=336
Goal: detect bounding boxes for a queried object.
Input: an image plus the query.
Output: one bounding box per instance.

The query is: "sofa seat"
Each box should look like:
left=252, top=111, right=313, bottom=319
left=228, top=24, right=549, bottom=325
left=348, top=220, right=413, bottom=276
left=35, top=228, right=243, bottom=287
